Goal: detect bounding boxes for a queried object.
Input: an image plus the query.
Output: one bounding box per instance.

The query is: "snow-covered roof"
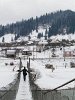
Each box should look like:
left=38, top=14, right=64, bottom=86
left=16, top=46, right=24, bottom=50
left=16, top=36, right=28, bottom=42
left=38, top=40, right=48, bottom=45
left=50, top=39, right=60, bottom=43
left=27, top=41, right=33, bottom=44
left=23, top=48, right=29, bottom=51
left=6, top=50, right=16, bottom=55
left=50, top=33, right=75, bottom=41
left=1, top=27, right=75, bottom=92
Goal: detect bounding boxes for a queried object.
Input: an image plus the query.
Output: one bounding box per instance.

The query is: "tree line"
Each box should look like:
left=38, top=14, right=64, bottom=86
left=0, top=10, right=75, bottom=39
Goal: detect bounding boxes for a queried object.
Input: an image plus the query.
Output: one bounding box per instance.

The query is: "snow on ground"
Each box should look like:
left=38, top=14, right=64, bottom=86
left=0, top=33, right=15, bottom=43
left=0, top=57, right=20, bottom=88
left=16, top=27, right=46, bottom=42
left=1, top=30, right=75, bottom=91
left=30, top=27, right=46, bottom=41
left=31, top=60, right=75, bottom=90
left=0, top=45, right=75, bottom=92
left=16, top=36, right=28, bottom=42
left=50, top=33, right=75, bottom=41
left=29, top=46, right=75, bottom=90
left=1, top=28, right=75, bottom=43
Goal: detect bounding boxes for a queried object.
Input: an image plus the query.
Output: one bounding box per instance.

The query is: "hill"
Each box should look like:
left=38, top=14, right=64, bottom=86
left=0, top=10, right=75, bottom=38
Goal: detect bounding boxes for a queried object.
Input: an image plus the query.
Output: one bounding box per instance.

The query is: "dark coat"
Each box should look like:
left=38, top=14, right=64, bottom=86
left=23, top=68, right=27, bottom=76
left=17, top=67, right=29, bottom=75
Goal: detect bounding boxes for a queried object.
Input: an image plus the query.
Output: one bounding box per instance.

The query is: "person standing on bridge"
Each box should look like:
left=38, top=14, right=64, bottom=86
left=21, top=67, right=28, bottom=81
left=17, top=67, right=28, bottom=81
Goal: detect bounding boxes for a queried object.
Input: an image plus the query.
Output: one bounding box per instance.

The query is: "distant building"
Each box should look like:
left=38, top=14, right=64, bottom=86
left=22, top=48, right=32, bottom=56
left=6, top=49, right=16, bottom=58
left=48, top=39, right=61, bottom=47
left=27, top=41, right=34, bottom=46
left=63, top=51, right=75, bottom=57
left=37, top=40, right=48, bottom=52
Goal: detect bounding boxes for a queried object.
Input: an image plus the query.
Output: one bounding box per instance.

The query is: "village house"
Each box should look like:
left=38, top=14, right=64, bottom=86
left=6, top=49, right=16, bottom=58
left=63, top=50, right=75, bottom=57
left=22, top=48, right=32, bottom=56
left=37, top=40, right=48, bottom=52
left=48, top=39, right=61, bottom=47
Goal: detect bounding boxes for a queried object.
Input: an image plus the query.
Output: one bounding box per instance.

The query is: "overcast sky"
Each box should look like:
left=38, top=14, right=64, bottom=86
left=0, top=0, right=75, bottom=25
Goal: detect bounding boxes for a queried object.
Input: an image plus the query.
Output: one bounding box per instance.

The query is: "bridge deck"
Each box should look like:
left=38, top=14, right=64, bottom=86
left=15, top=73, right=33, bottom=100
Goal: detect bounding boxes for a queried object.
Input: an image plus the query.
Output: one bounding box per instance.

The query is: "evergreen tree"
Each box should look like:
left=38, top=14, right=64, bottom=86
left=37, top=33, right=42, bottom=39
left=0, top=10, right=75, bottom=37
left=2, top=37, right=4, bottom=42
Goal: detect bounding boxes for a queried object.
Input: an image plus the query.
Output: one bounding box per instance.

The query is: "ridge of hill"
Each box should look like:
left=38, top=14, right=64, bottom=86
left=0, top=10, right=75, bottom=39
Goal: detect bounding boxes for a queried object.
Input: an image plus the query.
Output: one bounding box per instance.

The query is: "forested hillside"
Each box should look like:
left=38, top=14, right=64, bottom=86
left=0, top=10, right=75, bottom=38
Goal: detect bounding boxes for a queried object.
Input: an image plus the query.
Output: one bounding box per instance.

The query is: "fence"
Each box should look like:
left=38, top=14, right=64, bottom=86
left=0, top=73, right=20, bottom=100
left=31, top=88, right=75, bottom=100
left=30, top=76, right=75, bottom=100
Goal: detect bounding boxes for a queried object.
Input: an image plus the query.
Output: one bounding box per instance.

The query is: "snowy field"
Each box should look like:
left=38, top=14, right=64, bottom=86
left=0, top=31, right=75, bottom=91
left=0, top=57, right=20, bottom=88
left=0, top=45, right=75, bottom=90
left=29, top=46, right=75, bottom=90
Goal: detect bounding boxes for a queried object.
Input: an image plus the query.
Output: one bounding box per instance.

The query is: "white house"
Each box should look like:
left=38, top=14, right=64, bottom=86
left=6, top=49, right=16, bottom=58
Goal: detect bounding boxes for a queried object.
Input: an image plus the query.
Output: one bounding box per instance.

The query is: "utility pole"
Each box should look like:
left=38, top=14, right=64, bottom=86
left=33, top=46, right=34, bottom=60
left=36, top=45, right=37, bottom=58
left=19, top=57, right=22, bottom=70
left=29, top=57, right=30, bottom=67
left=63, top=45, right=66, bottom=68
left=63, top=45, right=65, bottom=61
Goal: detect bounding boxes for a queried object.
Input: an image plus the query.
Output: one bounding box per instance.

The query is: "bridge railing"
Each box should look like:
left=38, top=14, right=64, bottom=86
left=0, top=73, right=20, bottom=100
left=0, top=57, right=22, bottom=100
